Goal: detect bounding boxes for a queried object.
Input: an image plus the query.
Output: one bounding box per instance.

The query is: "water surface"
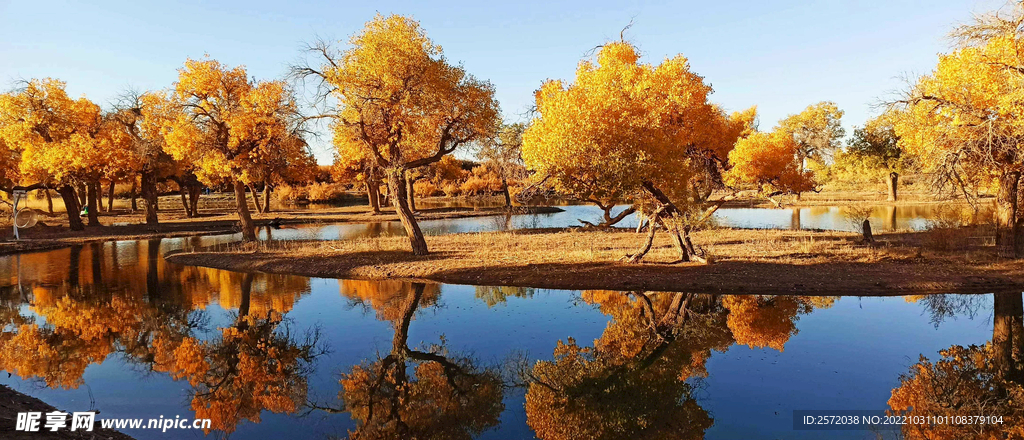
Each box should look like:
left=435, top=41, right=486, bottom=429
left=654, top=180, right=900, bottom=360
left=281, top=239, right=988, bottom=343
left=0, top=234, right=1002, bottom=439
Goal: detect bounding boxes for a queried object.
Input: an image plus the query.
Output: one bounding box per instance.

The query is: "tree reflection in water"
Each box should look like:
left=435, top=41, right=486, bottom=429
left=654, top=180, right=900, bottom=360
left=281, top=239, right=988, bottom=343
left=325, top=281, right=505, bottom=439
left=0, top=242, right=324, bottom=436
left=518, top=291, right=835, bottom=440
left=890, top=292, right=1024, bottom=439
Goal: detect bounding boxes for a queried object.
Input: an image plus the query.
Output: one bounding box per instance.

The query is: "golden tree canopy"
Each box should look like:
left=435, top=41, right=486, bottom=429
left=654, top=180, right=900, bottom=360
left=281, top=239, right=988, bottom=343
left=0, top=78, right=105, bottom=186
left=522, top=41, right=755, bottom=209
left=326, top=14, right=499, bottom=171
left=163, top=58, right=310, bottom=186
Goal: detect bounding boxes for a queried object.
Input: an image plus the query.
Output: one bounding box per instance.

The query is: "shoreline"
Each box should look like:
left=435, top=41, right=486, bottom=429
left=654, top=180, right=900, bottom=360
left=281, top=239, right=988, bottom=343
left=0, top=206, right=562, bottom=256
left=0, top=385, right=134, bottom=439
left=165, top=228, right=1024, bottom=296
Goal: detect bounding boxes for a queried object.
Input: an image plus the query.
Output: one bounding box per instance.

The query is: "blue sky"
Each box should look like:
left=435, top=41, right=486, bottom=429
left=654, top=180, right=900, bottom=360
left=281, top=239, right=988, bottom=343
left=0, top=0, right=1006, bottom=163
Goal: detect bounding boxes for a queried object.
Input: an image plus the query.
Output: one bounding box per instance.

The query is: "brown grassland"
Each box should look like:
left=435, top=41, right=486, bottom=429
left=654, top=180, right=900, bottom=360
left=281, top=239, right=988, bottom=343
left=165, top=226, right=1024, bottom=296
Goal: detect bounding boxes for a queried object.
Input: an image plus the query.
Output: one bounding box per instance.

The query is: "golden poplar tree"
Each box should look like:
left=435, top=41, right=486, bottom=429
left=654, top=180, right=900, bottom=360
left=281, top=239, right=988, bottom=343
left=522, top=41, right=755, bottom=262
left=0, top=78, right=106, bottom=230
left=163, top=58, right=310, bottom=241
left=294, top=14, right=500, bottom=255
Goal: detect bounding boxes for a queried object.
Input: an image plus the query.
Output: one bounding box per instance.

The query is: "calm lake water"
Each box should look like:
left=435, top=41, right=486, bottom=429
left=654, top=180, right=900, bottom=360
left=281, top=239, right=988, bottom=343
left=0, top=205, right=1006, bottom=439
left=272, top=203, right=966, bottom=241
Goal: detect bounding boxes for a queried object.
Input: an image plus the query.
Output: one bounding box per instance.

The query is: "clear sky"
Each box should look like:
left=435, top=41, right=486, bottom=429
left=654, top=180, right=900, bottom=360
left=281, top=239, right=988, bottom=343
left=0, top=0, right=1007, bottom=163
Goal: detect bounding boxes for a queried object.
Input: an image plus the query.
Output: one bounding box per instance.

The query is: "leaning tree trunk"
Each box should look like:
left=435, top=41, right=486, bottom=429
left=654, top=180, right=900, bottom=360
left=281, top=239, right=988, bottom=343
left=86, top=181, right=100, bottom=226
left=996, top=171, right=1021, bottom=258
left=366, top=176, right=381, bottom=214
left=886, top=172, right=899, bottom=202
left=233, top=180, right=257, bottom=242
left=263, top=183, right=271, bottom=213
left=387, top=168, right=428, bottom=255
left=141, top=171, right=159, bottom=225
left=179, top=184, right=192, bottom=217
left=248, top=183, right=264, bottom=214
left=625, top=206, right=665, bottom=263
left=44, top=189, right=54, bottom=215
left=107, top=181, right=115, bottom=212
left=57, top=185, right=84, bottom=231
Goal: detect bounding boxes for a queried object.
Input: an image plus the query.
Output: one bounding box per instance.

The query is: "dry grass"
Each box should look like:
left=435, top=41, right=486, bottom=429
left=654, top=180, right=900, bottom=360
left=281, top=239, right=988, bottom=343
left=168, top=227, right=1024, bottom=296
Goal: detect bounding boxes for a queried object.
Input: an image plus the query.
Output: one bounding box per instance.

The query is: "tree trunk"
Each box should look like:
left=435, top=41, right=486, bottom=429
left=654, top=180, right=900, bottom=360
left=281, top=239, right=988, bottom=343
left=234, top=180, right=257, bottom=242
left=263, top=183, right=272, bottom=213
left=77, top=182, right=87, bottom=207
left=387, top=168, right=428, bottom=255
left=996, top=171, right=1020, bottom=257
left=791, top=208, right=801, bottom=230
left=405, top=171, right=417, bottom=213
left=86, top=181, right=100, bottom=226
left=502, top=176, right=512, bottom=208
left=589, top=202, right=637, bottom=228
left=179, top=183, right=192, bottom=217
left=366, top=177, right=381, bottom=214
left=107, top=181, right=115, bottom=212
left=130, top=180, right=138, bottom=212
left=993, top=292, right=1024, bottom=379
left=188, top=185, right=201, bottom=216
left=625, top=206, right=665, bottom=263
left=887, top=172, right=899, bottom=202
left=57, top=185, right=84, bottom=231
left=248, top=183, right=264, bottom=214
left=44, top=189, right=54, bottom=215
left=141, top=171, right=159, bottom=225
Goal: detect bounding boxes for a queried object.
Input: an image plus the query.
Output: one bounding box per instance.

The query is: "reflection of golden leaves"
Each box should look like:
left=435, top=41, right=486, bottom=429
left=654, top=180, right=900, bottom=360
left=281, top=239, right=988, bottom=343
left=889, top=344, right=1024, bottom=440
left=339, top=280, right=440, bottom=320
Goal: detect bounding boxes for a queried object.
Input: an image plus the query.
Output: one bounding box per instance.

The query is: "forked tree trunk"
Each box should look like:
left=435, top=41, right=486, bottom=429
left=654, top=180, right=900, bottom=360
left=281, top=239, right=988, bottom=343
left=57, top=185, right=84, bottom=231
left=107, top=181, right=115, bottom=212
left=141, top=171, right=158, bottom=225
left=886, top=172, right=899, bottom=202
left=86, top=181, right=100, bottom=226
left=387, top=168, right=428, bottom=255
left=996, top=171, right=1021, bottom=258
left=233, top=180, right=257, bottom=242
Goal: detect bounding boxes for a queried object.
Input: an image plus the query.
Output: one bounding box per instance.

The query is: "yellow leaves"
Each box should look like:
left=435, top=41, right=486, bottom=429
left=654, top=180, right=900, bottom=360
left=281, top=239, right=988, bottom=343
left=726, top=129, right=815, bottom=195
left=164, top=58, right=311, bottom=186
left=0, top=78, right=105, bottom=186
left=522, top=40, right=742, bottom=210
left=325, top=14, right=498, bottom=171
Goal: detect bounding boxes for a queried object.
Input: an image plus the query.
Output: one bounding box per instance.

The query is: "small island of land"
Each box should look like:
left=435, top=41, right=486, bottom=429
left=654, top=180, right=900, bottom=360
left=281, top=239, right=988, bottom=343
left=165, top=226, right=1024, bottom=296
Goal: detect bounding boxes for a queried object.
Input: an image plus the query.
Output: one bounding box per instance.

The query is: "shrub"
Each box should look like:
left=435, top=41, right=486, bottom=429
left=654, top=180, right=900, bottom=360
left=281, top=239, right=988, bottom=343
left=307, top=182, right=345, bottom=203
left=275, top=184, right=306, bottom=203
left=442, top=183, right=461, bottom=197
left=414, top=181, right=442, bottom=198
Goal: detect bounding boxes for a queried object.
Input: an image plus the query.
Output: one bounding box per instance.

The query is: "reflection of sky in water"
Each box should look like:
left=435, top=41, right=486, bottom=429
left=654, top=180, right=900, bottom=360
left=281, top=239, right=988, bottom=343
left=0, top=203, right=1000, bottom=439
left=0, top=263, right=995, bottom=440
